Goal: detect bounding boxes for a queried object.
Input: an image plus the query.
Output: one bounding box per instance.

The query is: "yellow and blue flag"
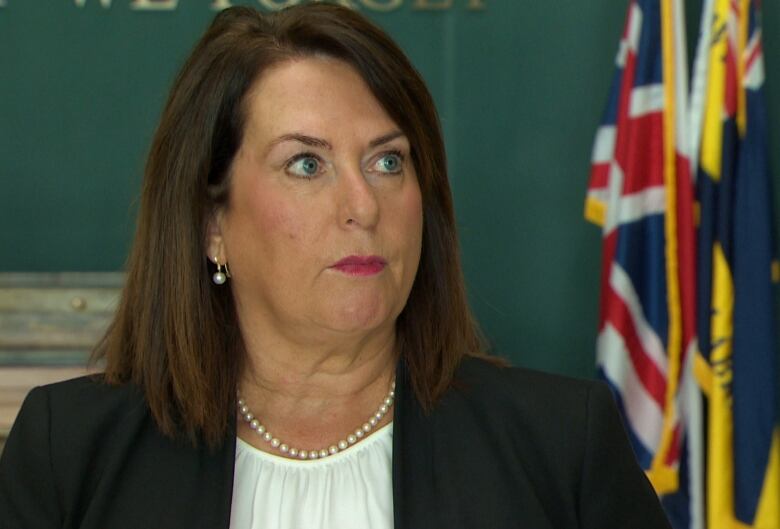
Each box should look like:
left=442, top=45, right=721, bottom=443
left=692, top=0, right=780, bottom=527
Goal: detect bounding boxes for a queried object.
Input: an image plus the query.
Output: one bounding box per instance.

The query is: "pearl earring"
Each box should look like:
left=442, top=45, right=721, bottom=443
left=212, top=257, right=228, bottom=285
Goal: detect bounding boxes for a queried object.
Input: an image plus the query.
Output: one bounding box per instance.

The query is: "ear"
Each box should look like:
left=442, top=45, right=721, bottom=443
left=206, top=209, right=227, bottom=265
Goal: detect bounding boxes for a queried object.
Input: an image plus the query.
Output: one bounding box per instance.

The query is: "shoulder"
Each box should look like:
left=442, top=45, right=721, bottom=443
left=27, top=372, right=142, bottom=404
left=21, top=374, right=148, bottom=436
left=2, top=374, right=236, bottom=528
left=452, top=355, right=613, bottom=425
left=441, top=356, right=669, bottom=529
left=422, top=356, right=616, bottom=480
left=456, top=354, right=595, bottom=391
left=0, top=375, right=150, bottom=526
left=441, top=356, right=622, bottom=489
left=10, top=374, right=154, bottom=483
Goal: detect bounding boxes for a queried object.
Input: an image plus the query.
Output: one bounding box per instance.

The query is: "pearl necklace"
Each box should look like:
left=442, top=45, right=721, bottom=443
left=237, top=379, right=395, bottom=460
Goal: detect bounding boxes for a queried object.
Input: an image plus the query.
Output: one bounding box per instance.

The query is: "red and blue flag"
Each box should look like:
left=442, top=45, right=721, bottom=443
left=586, top=0, right=700, bottom=526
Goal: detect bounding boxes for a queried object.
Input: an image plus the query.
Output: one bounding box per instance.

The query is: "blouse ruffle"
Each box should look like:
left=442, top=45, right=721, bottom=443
left=230, top=422, right=394, bottom=529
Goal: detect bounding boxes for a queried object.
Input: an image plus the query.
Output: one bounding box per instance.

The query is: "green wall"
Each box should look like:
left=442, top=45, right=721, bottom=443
left=1, top=1, right=778, bottom=379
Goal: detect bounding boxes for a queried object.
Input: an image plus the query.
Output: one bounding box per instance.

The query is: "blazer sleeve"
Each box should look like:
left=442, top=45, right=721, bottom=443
left=578, top=382, right=672, bottom=529
left=0, top=386, right=62, bottom=528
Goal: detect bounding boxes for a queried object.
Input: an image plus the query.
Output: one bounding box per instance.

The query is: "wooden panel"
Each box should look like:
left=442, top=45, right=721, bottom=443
left=0, top=349, right=90, bottom=366
left=0, top=272, right=123, bottom=365
left=0, top=312, right=115, bottom=349
left=0, top=273, right=125, bottom=288
left=0, top=287, right=120, bottom=313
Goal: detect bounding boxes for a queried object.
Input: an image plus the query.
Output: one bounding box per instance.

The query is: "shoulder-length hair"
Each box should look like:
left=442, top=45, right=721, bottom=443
left=96, top=3, right=488, bottom=447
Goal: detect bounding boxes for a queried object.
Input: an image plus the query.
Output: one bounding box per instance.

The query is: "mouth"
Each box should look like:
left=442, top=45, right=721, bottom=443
left=330, top=255, right=387, bottom=276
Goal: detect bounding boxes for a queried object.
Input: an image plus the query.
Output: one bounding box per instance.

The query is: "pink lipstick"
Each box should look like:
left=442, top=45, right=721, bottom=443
left=331, top=255, right=387, bottom=276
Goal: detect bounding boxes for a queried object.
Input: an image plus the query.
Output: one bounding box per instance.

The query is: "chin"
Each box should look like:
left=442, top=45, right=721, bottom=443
left=324, top=298, right=395, bottom=334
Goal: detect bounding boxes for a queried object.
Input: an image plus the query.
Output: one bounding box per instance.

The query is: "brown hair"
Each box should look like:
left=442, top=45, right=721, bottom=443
left=96, top=3, right=488, bottom=447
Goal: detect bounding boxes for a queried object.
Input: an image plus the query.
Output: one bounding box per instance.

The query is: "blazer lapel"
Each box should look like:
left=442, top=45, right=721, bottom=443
left=392, top=361, right=434, bottom=529
left=391, top=359, right=556, bottom=529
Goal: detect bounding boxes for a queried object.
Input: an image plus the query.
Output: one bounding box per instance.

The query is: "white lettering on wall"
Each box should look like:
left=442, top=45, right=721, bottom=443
left=130, top=0, right=177, bottom=10
left=211, top=0, right=233, bottom=10
left=61, top=0, right=487, bottom=12
left=413, top=0, right=452, bottom=9
left=360, top=0, right=402, bottom=12
left=74, top=0, right=113, bottom=7
left=257, top=0, right=297, bottom=9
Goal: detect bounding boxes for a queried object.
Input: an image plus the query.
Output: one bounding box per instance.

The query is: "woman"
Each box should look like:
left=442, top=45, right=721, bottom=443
left=0, top=4, right=671, bottom=529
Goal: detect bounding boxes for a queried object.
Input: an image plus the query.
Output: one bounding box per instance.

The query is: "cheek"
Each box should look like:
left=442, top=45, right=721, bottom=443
left=264, top=207, right=301, bottom=242
left=402, top=187, right=424, bottom=249
left=384, top=185, right=424, bottom=289
left=226, top=190, right=306, bottom=267
left=247, top=185, right=306, bottom=239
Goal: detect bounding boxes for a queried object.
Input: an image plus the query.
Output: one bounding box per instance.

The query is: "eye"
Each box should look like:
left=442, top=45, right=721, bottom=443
left=286, top=154, right=323, bottom=178
left=372, top=151, right=404, bottom=174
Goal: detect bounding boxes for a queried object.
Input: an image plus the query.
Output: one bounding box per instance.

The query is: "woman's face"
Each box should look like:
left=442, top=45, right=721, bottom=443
left=209, top=56, right=423, bottom=344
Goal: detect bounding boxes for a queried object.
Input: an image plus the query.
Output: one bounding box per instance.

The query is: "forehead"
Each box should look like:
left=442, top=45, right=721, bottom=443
left=242, top=56, right=400, bottom=143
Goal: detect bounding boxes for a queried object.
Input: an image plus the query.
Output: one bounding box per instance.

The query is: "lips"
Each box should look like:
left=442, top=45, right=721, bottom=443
left=330, top=255, right=387, bottom=276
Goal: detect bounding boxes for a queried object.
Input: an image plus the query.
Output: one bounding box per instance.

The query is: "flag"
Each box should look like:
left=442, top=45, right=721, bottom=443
left=691, top=0, right=780, bottom=527
left=586, top=0, right=701, bottom=527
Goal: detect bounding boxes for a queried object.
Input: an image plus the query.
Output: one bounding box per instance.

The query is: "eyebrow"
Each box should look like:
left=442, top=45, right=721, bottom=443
left=267, top=130, right=407, bottom=152
left=368, top=131, right=405, bottom=148
left=269, top=133, right=332, bottom=150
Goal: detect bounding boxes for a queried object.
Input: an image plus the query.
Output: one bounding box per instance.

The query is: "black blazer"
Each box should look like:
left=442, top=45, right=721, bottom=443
left=0, top=357, right=672, bottom=528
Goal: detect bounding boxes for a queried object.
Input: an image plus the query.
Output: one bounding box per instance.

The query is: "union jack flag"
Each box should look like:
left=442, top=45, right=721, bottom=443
left=589, top=0, right=780, bottom=528
left=585, top=0, right=700, bottom=526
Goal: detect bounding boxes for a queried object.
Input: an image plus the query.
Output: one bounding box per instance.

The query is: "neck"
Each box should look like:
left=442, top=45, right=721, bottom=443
left=236, top=325, right=397, bottom=455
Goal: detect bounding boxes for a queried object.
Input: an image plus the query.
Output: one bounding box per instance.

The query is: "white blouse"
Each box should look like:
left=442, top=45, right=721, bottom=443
left=230, top=422, right=394, bottom=529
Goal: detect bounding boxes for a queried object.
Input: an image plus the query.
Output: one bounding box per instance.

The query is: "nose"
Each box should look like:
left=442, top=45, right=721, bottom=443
left=338, top=164, right=380, bottom=230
